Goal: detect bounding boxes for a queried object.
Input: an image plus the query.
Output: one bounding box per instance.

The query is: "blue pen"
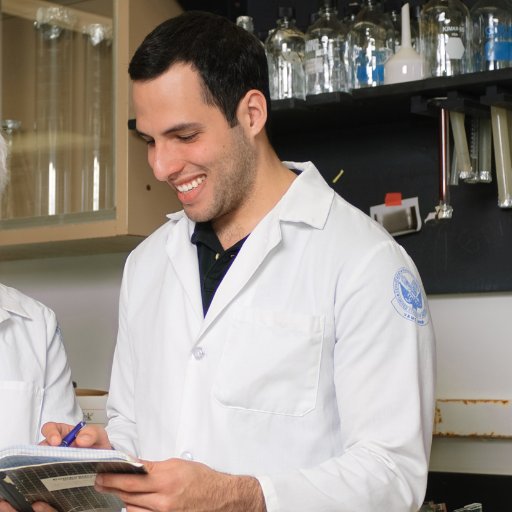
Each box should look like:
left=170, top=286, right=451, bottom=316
left=59, top=420, right=87, bottom=447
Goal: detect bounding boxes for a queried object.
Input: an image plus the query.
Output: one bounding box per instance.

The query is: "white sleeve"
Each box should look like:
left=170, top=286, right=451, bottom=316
left=39, top=309, right=82, bottom=435
left=257, top=240, right=436, bottom=512
left=105, top=253, right=140, bottom=456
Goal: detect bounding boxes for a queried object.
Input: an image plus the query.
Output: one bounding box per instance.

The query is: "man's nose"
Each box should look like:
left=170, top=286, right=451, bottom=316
left=150, top=142, right=184, bottom=182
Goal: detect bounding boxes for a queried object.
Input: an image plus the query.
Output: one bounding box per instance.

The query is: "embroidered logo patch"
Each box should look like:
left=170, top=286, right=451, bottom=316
left=392, top=268, right=429, bottom=326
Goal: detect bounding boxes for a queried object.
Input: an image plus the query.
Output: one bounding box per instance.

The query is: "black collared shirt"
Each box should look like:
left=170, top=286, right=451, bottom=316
left=191, top=222, right=248, bottom=316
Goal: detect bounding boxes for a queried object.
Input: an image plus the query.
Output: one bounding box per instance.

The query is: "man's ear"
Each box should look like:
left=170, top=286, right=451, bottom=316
left=237, top=89, right=267, bottom=136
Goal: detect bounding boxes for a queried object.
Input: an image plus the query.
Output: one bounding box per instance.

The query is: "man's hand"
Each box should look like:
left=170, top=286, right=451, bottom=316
left=95, top=457, right=266, bottom=512
left=40, top=422, right=112, bottom=449
left=0, top=501, right=17, bottom=512
left=0, top=500, right=57, bottom=512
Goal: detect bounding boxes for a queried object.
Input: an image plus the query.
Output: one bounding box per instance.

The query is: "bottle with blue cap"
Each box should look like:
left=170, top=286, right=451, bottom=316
left=348, top=0, right=395, bottom=88
left=470, top=0, right=512, bottom=71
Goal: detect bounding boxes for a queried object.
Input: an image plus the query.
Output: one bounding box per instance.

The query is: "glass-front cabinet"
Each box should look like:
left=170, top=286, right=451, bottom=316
left=0, top=0, right=182, bottom=259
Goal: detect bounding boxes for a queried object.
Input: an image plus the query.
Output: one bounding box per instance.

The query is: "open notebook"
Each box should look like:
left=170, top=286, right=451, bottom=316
left=0, top=444, right=145, bottom=512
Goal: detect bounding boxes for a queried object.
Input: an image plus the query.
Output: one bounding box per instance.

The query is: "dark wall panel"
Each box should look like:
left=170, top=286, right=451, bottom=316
left=272, top=117, right=512, bottom=295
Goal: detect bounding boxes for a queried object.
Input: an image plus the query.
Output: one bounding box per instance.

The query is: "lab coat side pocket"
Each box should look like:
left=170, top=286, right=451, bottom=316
left=0, top=380, right=44, bottom=445
left=213, top=308, right=324, bottom=416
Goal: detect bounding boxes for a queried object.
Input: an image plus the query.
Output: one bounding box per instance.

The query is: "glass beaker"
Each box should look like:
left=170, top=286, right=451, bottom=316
left=471, top=0, right=512, bottom=71
left=420, top=0, right=471, bottom=77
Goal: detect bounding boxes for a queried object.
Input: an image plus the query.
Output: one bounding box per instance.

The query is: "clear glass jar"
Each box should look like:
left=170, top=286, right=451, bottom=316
left=264, top=7, right=306, bottom=100
left=419, top=0, right=471, bottom=77
left=348, top=0, right=395, bottom=88
left=470, top=0, right=512, bottom=71
left=304, top=0, right=348, bottom=95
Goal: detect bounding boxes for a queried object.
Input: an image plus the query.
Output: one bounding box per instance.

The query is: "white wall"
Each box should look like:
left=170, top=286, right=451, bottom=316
left=428, top=293, right=512, bottom=475
left=0, top=253, right=127, bottom=390
left=1, top=253, right=511, bottom=473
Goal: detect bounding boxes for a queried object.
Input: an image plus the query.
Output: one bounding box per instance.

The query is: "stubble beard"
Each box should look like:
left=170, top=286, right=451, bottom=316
left=185, top=126, right=257, bottom=224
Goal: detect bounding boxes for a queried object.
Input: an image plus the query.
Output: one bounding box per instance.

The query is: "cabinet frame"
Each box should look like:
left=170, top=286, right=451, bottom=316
left=0, top=0, right=182, bottom=260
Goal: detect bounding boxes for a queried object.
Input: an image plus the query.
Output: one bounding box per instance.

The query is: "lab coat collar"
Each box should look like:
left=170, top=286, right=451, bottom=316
left=165, top=161, right=334, bottom=229
left=163, top=161, right=334, bottom=336
left=0, top=284, right=32, bottom=323
left=278, top=161, right=334, bottom=229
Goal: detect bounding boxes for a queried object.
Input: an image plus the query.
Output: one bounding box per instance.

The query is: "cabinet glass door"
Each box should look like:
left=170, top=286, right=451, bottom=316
left=0, top=0, right=114, bottom=227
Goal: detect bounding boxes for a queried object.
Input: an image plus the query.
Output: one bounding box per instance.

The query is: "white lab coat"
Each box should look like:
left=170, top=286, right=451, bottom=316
left=107, top=162, right=436, bottom=512
left=0, top=284, right=82, bottom=447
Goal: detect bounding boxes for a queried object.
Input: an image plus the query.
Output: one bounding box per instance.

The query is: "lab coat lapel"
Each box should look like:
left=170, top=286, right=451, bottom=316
left=200, top=214, right=282, bottom=334
left=165, top=215, right=203, bottom=322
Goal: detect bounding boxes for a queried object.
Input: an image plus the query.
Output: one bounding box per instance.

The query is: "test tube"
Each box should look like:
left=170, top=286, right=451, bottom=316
left=436, top=107, right=453, bottom=219
left=450, top=144, right=459, bottom=186
left=467, top=117, right=479, bottom=183
left=477, top=117, right=493, bottom=183
left=450, top=111, right=476, bottom=182
left=490, top=106, right=512, bottom=208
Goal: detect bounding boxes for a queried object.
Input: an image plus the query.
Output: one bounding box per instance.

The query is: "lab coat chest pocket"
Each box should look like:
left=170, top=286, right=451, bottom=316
left=0, top=381, right=44, bottom=445
left=213, top=308, right=324, bottom=416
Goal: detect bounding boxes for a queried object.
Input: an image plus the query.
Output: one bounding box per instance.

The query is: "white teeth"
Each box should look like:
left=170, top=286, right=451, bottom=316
left=177, top=176, right=205, bottom=193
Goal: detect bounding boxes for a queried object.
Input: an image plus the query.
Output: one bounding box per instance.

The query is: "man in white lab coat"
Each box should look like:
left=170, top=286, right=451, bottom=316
left=41, top=11, right=436, bottom=512
left=0, top=133, right=82, bottom=448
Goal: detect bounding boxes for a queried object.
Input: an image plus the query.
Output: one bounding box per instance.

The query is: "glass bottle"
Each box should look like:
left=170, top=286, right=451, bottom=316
left=264, top=7, right=306, bottom=100
left=348, top=0, right=395, bottom=88
left=343, top=1, right=362, bottom=27
left=304, top=0, right=348, bottom=95
left=236, top=15, right=255, bottom=34
left=419, top=0, right=471, bottom=77
left=470, top=0, right=512, bottom=71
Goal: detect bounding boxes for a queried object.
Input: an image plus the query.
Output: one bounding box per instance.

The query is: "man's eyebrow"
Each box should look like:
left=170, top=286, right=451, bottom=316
left=136, top=122, right=203, bottom=139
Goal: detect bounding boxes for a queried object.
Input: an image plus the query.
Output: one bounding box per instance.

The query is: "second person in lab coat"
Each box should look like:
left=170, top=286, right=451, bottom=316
left=0, top=132, right=81, bottom=449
